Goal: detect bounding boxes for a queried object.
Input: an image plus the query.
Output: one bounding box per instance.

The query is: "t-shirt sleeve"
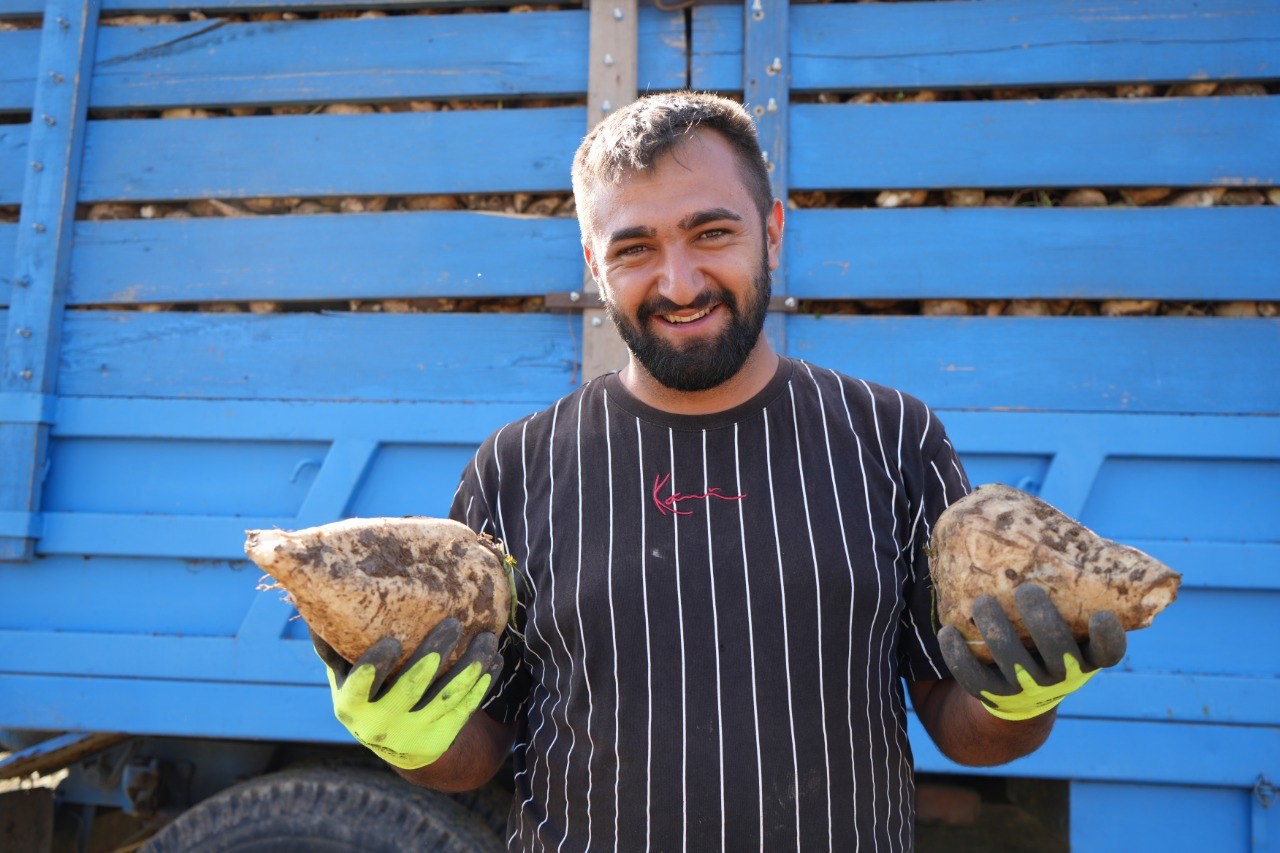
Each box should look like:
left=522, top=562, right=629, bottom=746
left=899, top=421, right=972, bottom=683
left=449, top=442, right=531, bottom=727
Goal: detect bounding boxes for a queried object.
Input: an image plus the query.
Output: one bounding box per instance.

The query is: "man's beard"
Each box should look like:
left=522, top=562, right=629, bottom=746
left=604, top=250, right=771, bottom=392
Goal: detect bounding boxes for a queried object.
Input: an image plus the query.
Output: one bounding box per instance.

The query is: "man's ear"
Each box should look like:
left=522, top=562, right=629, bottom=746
left=582, top=242, right=600, bottom=284
left=766, top=199, right=785, bottom=272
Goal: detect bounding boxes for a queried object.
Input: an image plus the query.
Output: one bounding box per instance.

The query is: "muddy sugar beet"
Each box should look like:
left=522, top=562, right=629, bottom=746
left=245, top=517, right=512, bottom=672
left=930, top=484, right=1181, bottom=664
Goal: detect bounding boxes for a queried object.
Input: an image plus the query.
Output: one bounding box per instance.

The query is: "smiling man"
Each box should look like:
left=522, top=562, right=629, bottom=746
left=311, top=92, right=1127, bottom=852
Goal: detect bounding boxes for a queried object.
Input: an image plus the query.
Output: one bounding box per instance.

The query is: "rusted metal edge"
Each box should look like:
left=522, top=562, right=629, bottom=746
left=0, top=731, right=131, bottom=781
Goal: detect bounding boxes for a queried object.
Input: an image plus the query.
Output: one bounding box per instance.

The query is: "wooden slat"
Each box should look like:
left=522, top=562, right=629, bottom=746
left=788, top=316, right=1279, bottom=414
left=791, top=97, right=1280, bottom=190
left=0, top=31, right=41, bottom=111
left=56, top=311, right=578, bottom=400
left=0, top=670, right=1273, bottom=781
left=5, top=206, right=1279, bottom=309
left=692, top=0, right=1280, bottom=91
left=0, top=11, right=686, bottom=110
left=0, top=630, right=1273, bottom=726
left=2, top=0, right=101, bottom=562
left=908, top=715, right=1279, bottom=787
left=0, top=122, right=29, bottom=205
left=2, top=0, right=564, bottom=14
left=786, top=207, right=1280, bottom=301
left=59, top=212, right=581, bottom=305
left=75, top=106, right=584, bottom=201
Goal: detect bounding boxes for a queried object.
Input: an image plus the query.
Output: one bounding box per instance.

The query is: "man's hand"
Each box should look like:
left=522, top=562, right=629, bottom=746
left=312, top=618, right=503, bottom=769
left=938, top=584, right=1126, bottom=721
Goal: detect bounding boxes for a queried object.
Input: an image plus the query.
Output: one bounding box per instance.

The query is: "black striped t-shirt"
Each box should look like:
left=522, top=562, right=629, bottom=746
left=450, top=356, right=971, bottom=852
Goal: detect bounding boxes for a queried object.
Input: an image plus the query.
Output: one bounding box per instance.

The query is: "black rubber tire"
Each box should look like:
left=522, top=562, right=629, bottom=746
left=142, top=765, right=502, bottom=853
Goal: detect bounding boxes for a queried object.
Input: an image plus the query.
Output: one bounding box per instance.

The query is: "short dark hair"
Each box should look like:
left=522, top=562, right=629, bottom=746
left=571, top=91, right=774, bottom=243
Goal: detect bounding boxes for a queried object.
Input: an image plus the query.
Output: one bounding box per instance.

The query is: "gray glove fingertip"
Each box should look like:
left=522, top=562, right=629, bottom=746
left=401, top=618, right=465, bottom=678
left=973, top=595, right=1047, bottom=686
left=353, top=636, right=403, bottom=700
left=1014, top=584, right=1084, bottom=682
left=414, top=632, right=498, bottom=711
left=310, top=628, right=351, bottom=679
left=1084, top=611, right=1127, bottom=671
left=938, top=625, right=1005, bottom=699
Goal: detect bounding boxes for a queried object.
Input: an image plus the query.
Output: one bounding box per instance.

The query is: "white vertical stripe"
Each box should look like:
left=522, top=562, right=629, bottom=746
left=763, top=409, right=803, bottom=850
left=732, top=423, right=767, bottom=851
left=536, top=399, right=575, bottom=847
left=571, top=392, right=596, bottom=853
left=513, top=420, right=552, bottom=849
left=636, top=417, right=654, bottom=850
left=835, top=379, right=889, bottom=848
left=858, top=379, right=912, bottom=848
left=604, top=391, right=621, bottom=853
left=804, top=364, right=861, bottom=849
left=702, top=429, right=727, bottom=852
left=787, top=381, right=835, bottom=852
left=667, top=428, right=689, bottom=851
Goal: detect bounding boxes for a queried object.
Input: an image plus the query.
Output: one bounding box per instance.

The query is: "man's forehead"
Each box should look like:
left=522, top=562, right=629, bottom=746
left=585, top=134, right=754, bottom=238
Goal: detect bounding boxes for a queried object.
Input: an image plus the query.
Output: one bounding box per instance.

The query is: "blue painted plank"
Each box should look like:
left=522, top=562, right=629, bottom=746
left=51, top=397, right=537, bottom=443
left=0, top=31, right=41, bottom=111
left=0, top=0, right=565, bottom=12
left=692, top=0, right=1280, bottom=91
left=56, top=312, right=579, bottom=401
left=1070, top=781, right=1254, bottom=853
left=787, top=317, right=1280, bottom=414
left=790, top=98, right=1280, bottom=190
left=0, top=673, right=344, bottom=742
left=786, top=207, right=1280, bottom=301
left=48, top=314, right=1280, bottom=413
left=63, top=212, right=582, bottom=304
left=2, top=0, right=101, bottom=562
left=743, top=0, right=789, bottom=204
left=0, top=629, right=1273, bottom=724
left=0, top=122, right=27, bottom=205
left=39, top=10, right=682, bottom=109
left=78, top=106, right=584, bottom=201
left=909, top=715, right=1280, bottom=787
left=0, top=224, right=13, bottom=296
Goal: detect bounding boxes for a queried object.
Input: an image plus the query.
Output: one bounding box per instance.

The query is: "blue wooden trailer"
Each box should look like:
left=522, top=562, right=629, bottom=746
left=0, top=0, right=1277, bottom=849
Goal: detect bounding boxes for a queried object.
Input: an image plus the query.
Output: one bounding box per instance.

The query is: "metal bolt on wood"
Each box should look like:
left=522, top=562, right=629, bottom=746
left=603, top=53, right=615, bottom=66
left=767, top=57, right=783, bottom=75
left=31, top=162, right=43, bottom=172
left=17, top=329, right=32, bottom=338
left=49, top=72, right=63, bottom=83
left=32, top=224, right=46, bottom=233
left=612, top=7, right=623, bottom=18
left=751, top=0, right=763, bottom=19
left=42, top=115, right=56, bottom=126
left=19, top=371, right=33, bottom=381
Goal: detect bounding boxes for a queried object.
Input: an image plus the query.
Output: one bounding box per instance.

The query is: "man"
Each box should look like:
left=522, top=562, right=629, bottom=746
left=314, top=91, right=1125, bottom=851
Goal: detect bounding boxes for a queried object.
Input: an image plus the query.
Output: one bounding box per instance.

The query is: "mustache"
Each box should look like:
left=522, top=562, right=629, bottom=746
left=636, top=290, right=738, bottom=324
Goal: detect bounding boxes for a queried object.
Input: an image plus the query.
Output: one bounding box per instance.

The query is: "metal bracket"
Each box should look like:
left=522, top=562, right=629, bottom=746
left=547, top=292, right=800, bottom=313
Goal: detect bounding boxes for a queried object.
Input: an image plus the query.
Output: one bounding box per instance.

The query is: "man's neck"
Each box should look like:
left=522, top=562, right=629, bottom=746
left=618, top=342, right=780, bottom=416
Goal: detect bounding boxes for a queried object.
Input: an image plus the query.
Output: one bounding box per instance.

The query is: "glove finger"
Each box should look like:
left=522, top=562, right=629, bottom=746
left=393, top=618, right=465, bottom=699
left=973, top=595, right=1048, bottom=687
left=415, top=632, right=500, bottom=714
left=1014, top=584, right=1085, bottom=683
left=309, top=628, right=351, bottom=681
left=348, top=636, right=403, bottom=701
left=938, top=625, right=1008, bottom=699
left=1083, top=610, right=1127, bottom=671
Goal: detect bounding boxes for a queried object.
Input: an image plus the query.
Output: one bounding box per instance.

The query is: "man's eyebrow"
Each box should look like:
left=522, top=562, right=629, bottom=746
left=678, top=208, right=743, bottom=231
left=607, top=225, right=656, bottom=247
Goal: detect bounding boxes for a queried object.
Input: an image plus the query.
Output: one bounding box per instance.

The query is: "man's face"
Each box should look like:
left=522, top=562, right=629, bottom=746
left=582, top=131, right=783, bottom=392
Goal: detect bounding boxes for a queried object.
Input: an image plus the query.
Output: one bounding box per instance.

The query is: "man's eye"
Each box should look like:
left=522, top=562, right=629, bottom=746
left=617, top=245, right=646, bottom=257
left=700, top=228, right=729, bottom=239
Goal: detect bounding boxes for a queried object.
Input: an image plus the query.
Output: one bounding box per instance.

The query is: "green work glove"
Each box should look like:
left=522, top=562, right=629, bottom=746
left=938, top=584, right=1126, bottom=722
left=311, top=618, right=503, bottom=769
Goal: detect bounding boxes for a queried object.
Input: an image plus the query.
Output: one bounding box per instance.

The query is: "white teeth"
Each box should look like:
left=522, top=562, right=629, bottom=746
left=662, top=306, right=712, bottom=324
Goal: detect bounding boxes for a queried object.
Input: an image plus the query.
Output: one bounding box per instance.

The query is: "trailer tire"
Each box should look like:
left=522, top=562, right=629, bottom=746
left=142, top=765, right=502, bottom=853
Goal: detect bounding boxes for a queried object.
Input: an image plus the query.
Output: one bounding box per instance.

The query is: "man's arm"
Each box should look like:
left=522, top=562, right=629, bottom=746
left=394, top=711, right=516, bottom=792
left=908, top=677, right=1053, bottom=767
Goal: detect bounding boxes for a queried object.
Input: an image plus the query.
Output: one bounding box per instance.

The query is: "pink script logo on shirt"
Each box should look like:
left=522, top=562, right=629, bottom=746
left=652, top=473, right=746, bottom=517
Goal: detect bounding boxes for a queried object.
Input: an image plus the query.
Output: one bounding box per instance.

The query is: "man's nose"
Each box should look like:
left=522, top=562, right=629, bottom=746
left=656, top=246, right=703, bottom=306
